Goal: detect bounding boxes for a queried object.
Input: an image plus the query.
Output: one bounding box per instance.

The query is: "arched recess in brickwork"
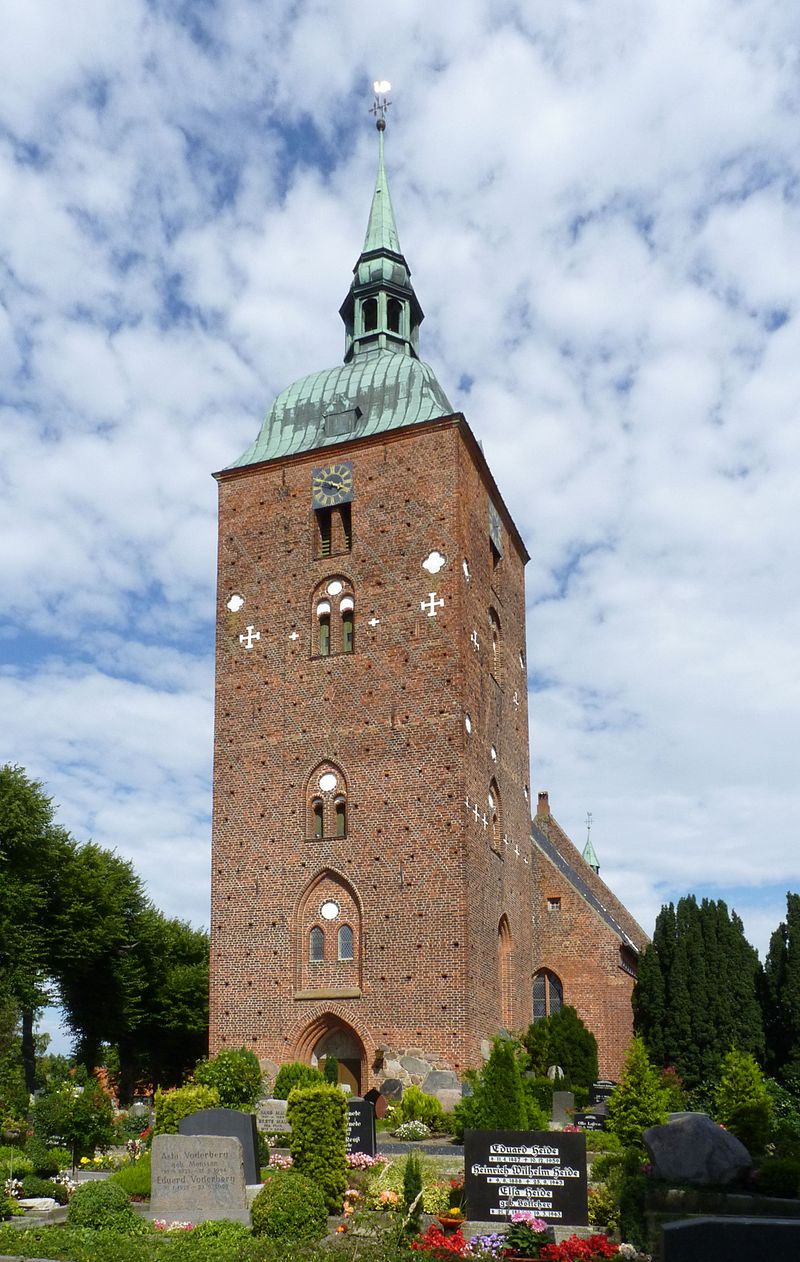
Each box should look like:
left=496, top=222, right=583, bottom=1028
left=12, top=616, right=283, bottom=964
left=294, top=868, right=363, bottom=995
left=532, top=968, right=563, bottom=1021
left=488, top=606, right=502, bottom=680
left=292, top=1011, right=368, bottom=1095
left=311, top=576, right=355, bottom=658
left=304, top=761, right=348, bottom=840
left=498, top=915, right=512, bottom=1028
left=488, top=779, right=503, bottom=854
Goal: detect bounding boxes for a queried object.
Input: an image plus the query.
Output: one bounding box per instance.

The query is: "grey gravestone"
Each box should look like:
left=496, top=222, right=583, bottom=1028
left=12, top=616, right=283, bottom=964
left=151, top=1133, right=249, bottom=1225
left=346, top=1097, right=376, bottom=1156
left=464, top=1129, right=588, bottom=1226
left=551, top=1091, right=574, bottom=1126
left=256, top=1097, right=291, bottom=1135
left=663, top=1216, right=800, bottom=1262
left=380, top=1078, right=403, bottom=1099
left=179, top=1107, right=260, bottom=1185
left=644, top=1113, right=751, bottom=1187
left=573, top=1112, right=606, bottom=1132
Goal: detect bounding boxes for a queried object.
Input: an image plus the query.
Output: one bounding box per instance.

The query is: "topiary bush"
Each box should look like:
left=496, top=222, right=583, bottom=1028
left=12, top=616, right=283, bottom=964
left=109, top=1150, right=151, bottom=1198
left=273, top=1061, right=325, bottom=1099
left=67, top=1178, right=146, bottom=1234
left=287, top=1083, right=348, bottom=1212
left=251, top=1169, right=327, bottom=1242
left=193, top=1046, right=263, bottom=1110
left=153, top=1083, right=221, bottom=1135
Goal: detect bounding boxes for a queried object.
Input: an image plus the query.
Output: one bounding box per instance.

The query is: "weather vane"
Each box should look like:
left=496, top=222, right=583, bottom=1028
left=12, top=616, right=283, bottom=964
left=586, top=810, right=593, bottom=841
left=370, top=80, right=392, bottom=131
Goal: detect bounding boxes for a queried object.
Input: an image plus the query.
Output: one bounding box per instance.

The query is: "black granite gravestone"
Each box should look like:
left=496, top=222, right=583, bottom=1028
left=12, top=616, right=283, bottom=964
left=588, top=1080, right=616, bottom=1107
left=346, top=1097, right=376, bottom=1156
left=179, top=1108, right=260, bottom=1185
left=573, top=1112, right=607, bottom=1132
left=662, top=1216, right=800, bottom=1262
left=464, top=1129, right=588, bottom=1226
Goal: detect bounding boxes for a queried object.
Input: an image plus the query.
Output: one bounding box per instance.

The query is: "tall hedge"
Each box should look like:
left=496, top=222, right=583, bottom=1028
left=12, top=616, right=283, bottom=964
left=287, top=1083, right=347, bottom=1212
left=273, top=1061, right=325, bottom=1099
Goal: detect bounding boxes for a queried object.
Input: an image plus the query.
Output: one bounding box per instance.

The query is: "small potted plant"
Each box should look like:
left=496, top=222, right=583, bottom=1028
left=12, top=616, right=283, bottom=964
left=502, top=1211, right=551, bottom=1258
left=436, top=1175, right=466, bottom=1229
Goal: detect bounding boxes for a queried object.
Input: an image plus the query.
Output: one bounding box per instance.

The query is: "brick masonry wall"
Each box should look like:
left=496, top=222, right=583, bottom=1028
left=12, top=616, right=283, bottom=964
left=210, top=414, right=535, bottom=1084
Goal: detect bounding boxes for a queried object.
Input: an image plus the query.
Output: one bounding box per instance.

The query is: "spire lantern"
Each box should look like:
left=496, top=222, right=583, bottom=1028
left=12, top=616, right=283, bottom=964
left=339, top=84, right=424, bottom=364
left=582, top=811, right=600, bottom=874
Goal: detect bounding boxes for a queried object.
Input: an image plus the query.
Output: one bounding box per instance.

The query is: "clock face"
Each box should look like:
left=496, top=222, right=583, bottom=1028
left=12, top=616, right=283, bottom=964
left=312, top=460, right=354, bottom=508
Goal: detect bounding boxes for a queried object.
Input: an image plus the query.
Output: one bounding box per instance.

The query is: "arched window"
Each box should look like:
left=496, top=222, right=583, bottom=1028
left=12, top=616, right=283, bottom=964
left=488, top=779, right=503, bottom=851
left=532, top=969, right=563, bottom=1021
left=309, top=926, right=325, bottom=963
left=498, top=916, right=512, bottom=1028
left=341, top=596, right=354, bottom=654
left=338, top=925, right=354, bottom=961
left=489, top=607, right=501, bottom=679
left=387, top=297, right=402, bottom=334
left=317, top=600, right=331, bottom=656
left=334, top=796, right=347, bottom=837
left=362, top=297, right=378, bottom=332
left=311, top=799, right=324, bottom=839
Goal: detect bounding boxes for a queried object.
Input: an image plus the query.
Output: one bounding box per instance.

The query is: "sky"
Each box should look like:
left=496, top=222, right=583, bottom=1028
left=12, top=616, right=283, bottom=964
left=2, top=0, right=799, bottom=1053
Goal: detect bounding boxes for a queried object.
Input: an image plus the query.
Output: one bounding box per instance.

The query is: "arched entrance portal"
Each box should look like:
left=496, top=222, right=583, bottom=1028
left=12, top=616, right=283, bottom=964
left=294, top=1014, right=366, bottom=1095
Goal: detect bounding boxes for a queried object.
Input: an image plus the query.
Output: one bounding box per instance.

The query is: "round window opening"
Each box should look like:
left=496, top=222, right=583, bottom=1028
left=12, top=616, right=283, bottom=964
left=327, top=580, right=343, bottom=596
left=318, top=772, right=338, bottom=792
left=320, top=900, right=340, bottom=921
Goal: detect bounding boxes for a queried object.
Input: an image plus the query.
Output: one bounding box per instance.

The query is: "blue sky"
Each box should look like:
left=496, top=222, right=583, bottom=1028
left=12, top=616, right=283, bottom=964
left=2, top=0, right=799, bottom=1052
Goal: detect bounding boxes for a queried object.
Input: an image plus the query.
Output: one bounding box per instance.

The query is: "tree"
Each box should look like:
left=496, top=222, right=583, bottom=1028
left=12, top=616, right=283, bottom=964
left=522, top=1005, right=599, bottom=1089
left=0, top=765, right=71, bottom=1092
left=633, top=895, right=764, bottom=1086
left=606, top=1036, right=669, bottom=1149
left=193, top=1047, right=261, bottom=1109
left=762, top=893, right=800, bottom=1082
left=713, top=1048, right=772, bottom=1153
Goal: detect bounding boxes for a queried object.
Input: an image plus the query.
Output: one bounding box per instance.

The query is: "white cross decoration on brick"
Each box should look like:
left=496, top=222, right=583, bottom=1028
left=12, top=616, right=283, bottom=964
left=512, top=690, right=520, bottom=708
left=514, top=843, right=520, bottom=857
left=481, top=812, right=488, bottom=830
left=368, top=617, right=380, bottom=627
left=420, top=592, right=444, bottom=617
left=288, top=631, right=299, bottom=640
left=472, top=803, right=480, bottom=823
left=239, top=625, right=260, bottom=650
left=470, top=630, right=480, bottom=652
left=503, top=834, right=510, bottom=847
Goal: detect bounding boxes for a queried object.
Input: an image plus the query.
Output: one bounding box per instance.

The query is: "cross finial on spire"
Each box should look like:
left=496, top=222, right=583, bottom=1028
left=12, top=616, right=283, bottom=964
left=370, top=80, right=392, bottom=131
left=586, top=810, right=593, bottom=841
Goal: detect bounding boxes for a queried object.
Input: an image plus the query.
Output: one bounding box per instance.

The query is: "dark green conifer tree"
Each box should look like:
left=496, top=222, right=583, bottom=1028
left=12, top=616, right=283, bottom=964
left=763, top=893, right=800, bottom=1082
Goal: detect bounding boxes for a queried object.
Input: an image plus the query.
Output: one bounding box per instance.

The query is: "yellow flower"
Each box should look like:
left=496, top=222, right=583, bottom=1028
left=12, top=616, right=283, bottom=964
left=80, top=1157, right=89, bottom=1165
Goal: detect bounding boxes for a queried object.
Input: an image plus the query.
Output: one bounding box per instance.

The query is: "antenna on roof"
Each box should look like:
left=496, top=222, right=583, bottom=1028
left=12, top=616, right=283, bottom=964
left=370, top=80, right=392, bottom=131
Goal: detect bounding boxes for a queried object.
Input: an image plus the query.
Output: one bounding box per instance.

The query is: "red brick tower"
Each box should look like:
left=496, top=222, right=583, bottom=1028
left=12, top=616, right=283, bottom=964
left=209, top=108, right=536, bottom=1093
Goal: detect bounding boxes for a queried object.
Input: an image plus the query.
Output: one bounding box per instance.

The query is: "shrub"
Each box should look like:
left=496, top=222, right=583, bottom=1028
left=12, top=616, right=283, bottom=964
left=153, top=1083, right=220, bottom=1135
left=394, top=1084, right=444, bottom=1131
left=607, top=1037, right=669, bottom=1149
left=395, top=1120, right=430, bottom=1141
left=0, top=1146, right=33, bottom=1179
left=193, top=1047, right=263, bottom=1110
left=251, top=1169, right=327, bottom=1241
left=324, top=1055, right=339, bottom=1085
left=714, top=1049, right=773, bottom=1154
left=403, top=1149, right=423, bottom=1231
left=590, top=1151, right=624, bottom=1183
left=32, top=1080, right=115, bottom=1159
left=23, top=1138, right=61, bottom=1177
left=287, top=1083, right=347, bottom=1212
left=109, top=1150, right=151, bottom=1198
left=584, top=1131, right=622, bottom=1154
left=618, top=1147, right=649, bottom=1252
left=18, top=1173, right=68, bottom=1204
left=755, top=1157, right=800, bottom=1198
left=522, top=1005, right=599, bottom=1090
left=67, top=1178, right=146, bottom=1234
left=273, top=1061, right=325, bottom=1099
left=524, top=1075, right=554, bottom=1115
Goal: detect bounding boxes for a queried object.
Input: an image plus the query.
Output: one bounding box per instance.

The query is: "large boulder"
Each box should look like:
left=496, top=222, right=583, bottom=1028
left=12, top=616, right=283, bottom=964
left=644, top=1112, right=752, bottom=1186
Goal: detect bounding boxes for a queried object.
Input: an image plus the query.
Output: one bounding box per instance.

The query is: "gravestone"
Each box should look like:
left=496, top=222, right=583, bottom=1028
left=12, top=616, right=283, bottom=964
left=150, top=1133, right=249, bottom=1225
left=573, top=1112, right=607, bottom=1132
left=551, top=1090, right=574, bottom=1126
left=179, top=1107, right=260, bottom=1185
left=464, top=1129, right=588, bottom=1226
left=256, top=1096, right=291, bottom=1135
left=662, top=1216, right=800, bottom=1262
left=346, top=1097, right=376, bottom=1156
left=588, top=1080, right=616, bottom=1107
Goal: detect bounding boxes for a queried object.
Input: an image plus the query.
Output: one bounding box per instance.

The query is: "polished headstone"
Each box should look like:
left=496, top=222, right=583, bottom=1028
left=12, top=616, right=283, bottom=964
left=179, top=1107, right=260, bottom=1185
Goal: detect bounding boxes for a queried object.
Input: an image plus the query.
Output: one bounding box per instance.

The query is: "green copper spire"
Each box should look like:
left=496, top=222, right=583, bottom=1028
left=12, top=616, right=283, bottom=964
left=582, top=812, right=600, bottom=874
left=362, top=125, right=402, bottom=256
left=339, top=92, right=423, bottom=364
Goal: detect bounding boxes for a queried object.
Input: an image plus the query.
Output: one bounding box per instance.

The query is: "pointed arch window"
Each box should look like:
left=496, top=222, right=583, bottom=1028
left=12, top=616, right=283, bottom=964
left=312, top=580, right=355, bottom=657
left=312, top=799, right=324, bottom=838
left=489, top=607, right=501, bottom=680
left=338, top=924, right=354, bottom=961
left=532, top=969, right=563, bottom=1021
left=488, top=779, right=503, bottom=852
left=387, top=297, right=403, bottom=334
left=309, top=926, right=325, bottom=963
left=340, top=596, right=354, bottom=654
left=362, top=297, right=378, bottom=332
left=334, top=796, right=347, bottom=837
left=305, top=763, right=348, bottom=841
left=498, top=916, right=512, bottom=1028
left=317, top=601, right=331, bottom=656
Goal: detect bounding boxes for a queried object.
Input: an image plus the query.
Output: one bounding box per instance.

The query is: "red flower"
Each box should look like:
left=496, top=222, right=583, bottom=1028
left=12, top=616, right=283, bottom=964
left=411, top=1226, right=469, bottom=1257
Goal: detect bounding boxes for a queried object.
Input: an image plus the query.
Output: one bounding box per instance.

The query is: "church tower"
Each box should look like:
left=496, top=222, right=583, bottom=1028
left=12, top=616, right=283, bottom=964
left=209, top=100, right=535, bottom=1093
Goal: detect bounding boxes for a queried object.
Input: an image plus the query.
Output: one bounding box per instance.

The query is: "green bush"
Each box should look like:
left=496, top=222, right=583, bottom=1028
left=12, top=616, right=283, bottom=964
left=193, top=1047, right=263, bottom=1110
left=272, top=1061, right=325, bottom=1099
left=403, top=1149, right=423, bottom=1231
left=755, top=1157, right=800, bottom=1198
left=18, top=1173, right=68, bottom=1204
left=32, top=1080, right=115, bottom=1158
left=395, top=1084, right=444, bottom=1130
left=588, top=1181, right=620, bottom=1235
left=585, top=1131, right=622, bottom=1153
left=324, top=1055, right=339, bottom=1085
left=607, top=1037, right=669, bottom=1149
left=714, top=1049, right=773, bottom=1154
left=524, top=1075, right=554, bottom=1114
left=153, top=1083, right=220, bottom=1135
left=67, top=1178, right=146, bottom=1234
left=250, top=1169, right=327, bottom=1241
left=0, top=1145, right=33, bottom=1179
left=109, top=1150, right=151, bottom=1197
left=454, top=1041, right=547, bottom=1141
left=589, top=1150, right=624, bottom=1182
left=287, top=1083, right=347, bottom=1212
left=522, top=1006, right=599, bottom=1090
left=618, top=1147, right=648, bottom=1252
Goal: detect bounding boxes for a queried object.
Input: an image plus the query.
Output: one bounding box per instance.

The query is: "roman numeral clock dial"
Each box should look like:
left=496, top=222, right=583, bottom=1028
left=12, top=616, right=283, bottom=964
left=311, top=461, right=354, bottom=507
